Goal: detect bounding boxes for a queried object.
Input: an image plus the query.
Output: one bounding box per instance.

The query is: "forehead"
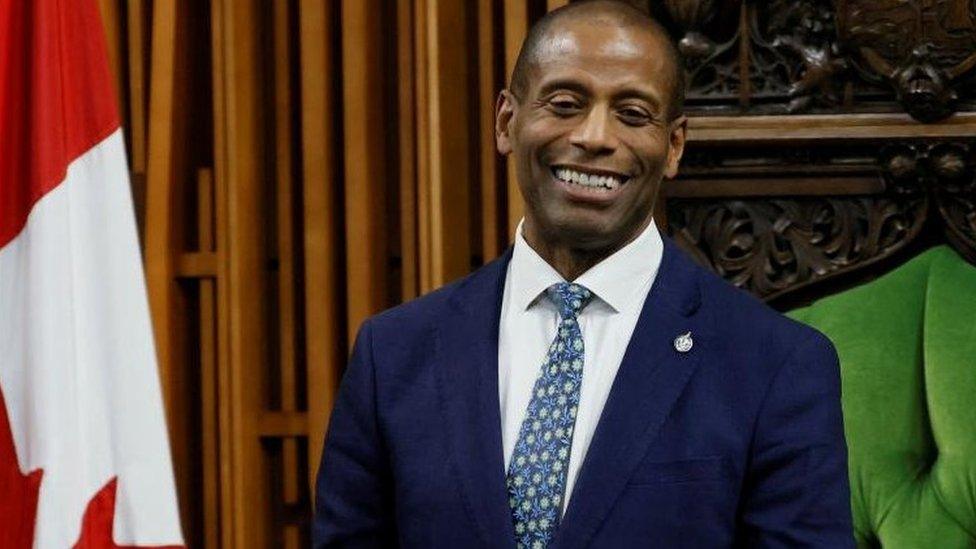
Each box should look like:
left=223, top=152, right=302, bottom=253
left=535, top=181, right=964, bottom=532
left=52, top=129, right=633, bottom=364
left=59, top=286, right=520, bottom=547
left=528, top=20, right=672, bottom=95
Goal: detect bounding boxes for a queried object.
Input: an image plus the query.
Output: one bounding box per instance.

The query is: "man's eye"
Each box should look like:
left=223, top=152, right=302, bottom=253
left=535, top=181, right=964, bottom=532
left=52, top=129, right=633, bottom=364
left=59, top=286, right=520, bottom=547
left=548, top=98, right=580, bottom=113
left=618, top=108, right=651, bottom=124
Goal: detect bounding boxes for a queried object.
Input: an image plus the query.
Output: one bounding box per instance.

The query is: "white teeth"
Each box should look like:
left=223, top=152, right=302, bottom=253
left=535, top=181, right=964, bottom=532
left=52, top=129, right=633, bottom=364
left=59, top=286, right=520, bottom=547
left=554, top=168, right=623, bottom=190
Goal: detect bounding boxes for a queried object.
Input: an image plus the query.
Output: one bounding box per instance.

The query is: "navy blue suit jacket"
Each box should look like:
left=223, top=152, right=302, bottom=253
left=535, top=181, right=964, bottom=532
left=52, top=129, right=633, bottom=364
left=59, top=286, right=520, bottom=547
left=314, top=236, right=854, bottom=548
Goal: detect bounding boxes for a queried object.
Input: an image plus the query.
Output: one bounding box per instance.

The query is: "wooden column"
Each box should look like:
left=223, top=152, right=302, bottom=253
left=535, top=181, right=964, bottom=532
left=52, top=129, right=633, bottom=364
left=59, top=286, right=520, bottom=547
left=211, top=0, right=269, bottom=545
left=478, top=0, right=502, bottom=262
left=419, top=0, right=474, bottom=290
left=342, top=0, right=389, bottom=341
left=298, top=0, right=343, bottom=496
left=503, top=0, right=528, bottom=240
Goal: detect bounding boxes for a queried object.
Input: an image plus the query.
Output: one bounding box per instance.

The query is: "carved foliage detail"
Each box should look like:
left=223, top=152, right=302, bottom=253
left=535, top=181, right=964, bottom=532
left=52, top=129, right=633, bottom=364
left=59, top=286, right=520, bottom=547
left=668, top=140, right=976, bottom=299
left=836, top=0, right=976, bottom=121
left=669, top=196, right=927, bottom=299
left=883, top=141, right=976, bottom=260
left=660, top=0, right=976, bottom=119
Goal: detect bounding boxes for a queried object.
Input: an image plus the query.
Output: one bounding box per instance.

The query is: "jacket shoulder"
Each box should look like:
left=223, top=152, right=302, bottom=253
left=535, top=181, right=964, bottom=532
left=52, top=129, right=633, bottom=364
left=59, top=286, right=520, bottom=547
left=682, top=249, right=835, bottom=362
left=363, top=250, right=509, bottom=338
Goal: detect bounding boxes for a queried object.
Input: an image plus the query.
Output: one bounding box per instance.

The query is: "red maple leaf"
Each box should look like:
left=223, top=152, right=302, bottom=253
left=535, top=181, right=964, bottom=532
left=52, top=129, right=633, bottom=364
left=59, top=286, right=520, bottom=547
left=0, top=384, right=44, bottom=549
left=73, top=477, right=183, bottom=549
left=1, top=384, right=183, bottom=548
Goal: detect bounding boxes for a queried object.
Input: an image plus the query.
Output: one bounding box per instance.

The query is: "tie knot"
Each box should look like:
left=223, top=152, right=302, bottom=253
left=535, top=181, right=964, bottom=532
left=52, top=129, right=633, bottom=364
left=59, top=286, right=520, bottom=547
left=546, top=282, right=593, bottom=319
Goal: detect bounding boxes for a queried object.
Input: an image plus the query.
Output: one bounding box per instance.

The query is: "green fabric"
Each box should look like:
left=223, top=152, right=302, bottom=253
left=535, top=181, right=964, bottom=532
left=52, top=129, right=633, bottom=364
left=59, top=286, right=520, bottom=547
left=789, top=246, right=976, bottom=548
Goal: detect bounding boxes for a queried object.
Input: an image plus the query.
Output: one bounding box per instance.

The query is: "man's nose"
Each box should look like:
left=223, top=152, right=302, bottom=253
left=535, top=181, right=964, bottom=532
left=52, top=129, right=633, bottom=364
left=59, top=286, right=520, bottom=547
left=569, top=106, right=617, bottom=155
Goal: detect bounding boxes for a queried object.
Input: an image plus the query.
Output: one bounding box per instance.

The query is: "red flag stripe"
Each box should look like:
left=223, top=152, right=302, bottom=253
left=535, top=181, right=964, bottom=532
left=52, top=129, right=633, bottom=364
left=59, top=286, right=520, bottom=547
left=0, top=0, right=120, bottom=249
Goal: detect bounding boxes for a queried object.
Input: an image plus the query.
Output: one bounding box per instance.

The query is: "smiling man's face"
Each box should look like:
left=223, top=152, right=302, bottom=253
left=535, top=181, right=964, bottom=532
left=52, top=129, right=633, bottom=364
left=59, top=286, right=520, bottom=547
left=496, top=17, right=686, bottom=253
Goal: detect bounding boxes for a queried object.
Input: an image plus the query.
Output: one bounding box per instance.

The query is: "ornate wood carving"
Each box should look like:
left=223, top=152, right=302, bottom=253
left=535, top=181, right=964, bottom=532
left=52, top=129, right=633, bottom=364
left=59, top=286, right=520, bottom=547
left=668, top=195, right=928, bottom=300
left=917, top=142, right=976, bottom=262
left=666, top=139, right=975, bottom=301
left=654, top=0, right=976, bottom=120
left=837, top=0, right=976, bottom=122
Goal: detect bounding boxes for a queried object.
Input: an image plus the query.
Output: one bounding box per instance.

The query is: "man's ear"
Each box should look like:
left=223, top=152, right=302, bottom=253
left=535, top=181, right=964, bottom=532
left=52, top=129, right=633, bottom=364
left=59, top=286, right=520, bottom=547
left=664, top=115, right=687, bottom=179
left=495, top=89, right=517, bottom=155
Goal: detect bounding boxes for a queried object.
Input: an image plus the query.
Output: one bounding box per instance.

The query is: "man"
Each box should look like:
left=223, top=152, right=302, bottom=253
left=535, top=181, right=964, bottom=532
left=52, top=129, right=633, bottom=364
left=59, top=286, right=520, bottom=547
left=314, top=1, right=854, bottom=547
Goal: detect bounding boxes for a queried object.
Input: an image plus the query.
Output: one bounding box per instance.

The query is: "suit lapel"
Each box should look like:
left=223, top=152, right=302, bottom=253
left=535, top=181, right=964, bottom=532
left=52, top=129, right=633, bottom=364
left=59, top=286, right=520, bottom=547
left=433, top=249, right=517, bottom=549
left=551, top=237, right=710, bottom=549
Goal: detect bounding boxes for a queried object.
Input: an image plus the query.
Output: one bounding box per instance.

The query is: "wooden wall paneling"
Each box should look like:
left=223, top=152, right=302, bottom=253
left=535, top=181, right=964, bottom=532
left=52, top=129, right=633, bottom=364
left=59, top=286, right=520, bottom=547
left=126, top=0, right=149, bottom=174
left=144, top=0, right=180, bottom=490
left=342, top=0, right=389, bottom=343
left=414, top=0, right=433, bottom=292
left=686, top=113, right=976, bottom=143
left=97, top=0, right=124, bottom=124
left=737, top=2, right=750, bottom=108
left=547, top=0, right=569, bottom=10
left=208, top=4, right=235, bottom=546
left=196, top=167, right=220, bottom=549
left=503, top=0, right=528, bottom=240
left=298, top=0, right=343, bottom=494
left=478, top=0, right=502, bottom=262
left=271, top=2, right=305, bottom=547
left=144, top=0, right=201, bottom=542
left=212, top=0, right=272, bottom=546
left=398, top=0, right=420, bottom=300
left=423, top=0, right=473, bottom=288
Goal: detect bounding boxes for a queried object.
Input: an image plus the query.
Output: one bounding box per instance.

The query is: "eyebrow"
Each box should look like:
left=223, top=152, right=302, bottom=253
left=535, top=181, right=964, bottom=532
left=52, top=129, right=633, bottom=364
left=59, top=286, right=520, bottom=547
left=536, top=78, right=591, bottom=98
left=535, top=78, right=664, bottom=112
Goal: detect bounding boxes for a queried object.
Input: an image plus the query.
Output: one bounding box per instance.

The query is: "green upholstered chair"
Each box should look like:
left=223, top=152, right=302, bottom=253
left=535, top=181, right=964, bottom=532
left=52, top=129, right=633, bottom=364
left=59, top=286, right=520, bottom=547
left=788, top=246, right=976, bottom=548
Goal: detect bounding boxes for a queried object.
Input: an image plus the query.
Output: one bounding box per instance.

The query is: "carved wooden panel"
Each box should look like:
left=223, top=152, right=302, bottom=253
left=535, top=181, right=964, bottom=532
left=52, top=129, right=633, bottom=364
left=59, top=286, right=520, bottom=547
left=649, top=0, right=976, bottom=121
left=645, top=0, right=976, bottom=303
left=666, top=134, right=976, bottom=303
left=669, top=194, right=928, bottom=300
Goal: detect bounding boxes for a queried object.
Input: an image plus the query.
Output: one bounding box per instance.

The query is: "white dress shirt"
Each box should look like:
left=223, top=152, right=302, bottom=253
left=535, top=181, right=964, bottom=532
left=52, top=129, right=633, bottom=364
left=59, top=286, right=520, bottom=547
left=498, top=218, right=664, bottom=514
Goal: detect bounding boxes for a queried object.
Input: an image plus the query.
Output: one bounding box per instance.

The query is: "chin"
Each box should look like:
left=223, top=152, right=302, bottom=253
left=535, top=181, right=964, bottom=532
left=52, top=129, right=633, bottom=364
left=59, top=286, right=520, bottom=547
left=548, top=215, right=622, bottom=250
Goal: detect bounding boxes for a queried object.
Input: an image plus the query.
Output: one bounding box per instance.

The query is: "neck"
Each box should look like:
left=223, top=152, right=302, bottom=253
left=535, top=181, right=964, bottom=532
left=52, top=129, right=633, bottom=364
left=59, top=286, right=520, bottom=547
left=522, top=216, right=653, bottom=281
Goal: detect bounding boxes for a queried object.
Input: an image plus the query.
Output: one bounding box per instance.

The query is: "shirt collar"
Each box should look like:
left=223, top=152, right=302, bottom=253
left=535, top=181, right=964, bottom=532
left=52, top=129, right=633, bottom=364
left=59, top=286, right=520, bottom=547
left=509, top=219, right=664, bottom=314
left=509, top=220, right=565, bottom=312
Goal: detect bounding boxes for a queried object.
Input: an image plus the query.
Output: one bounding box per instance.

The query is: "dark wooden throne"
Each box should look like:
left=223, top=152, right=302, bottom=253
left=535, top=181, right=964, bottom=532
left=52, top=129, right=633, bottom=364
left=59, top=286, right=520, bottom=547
left=642, top=0, right=976, bottom=310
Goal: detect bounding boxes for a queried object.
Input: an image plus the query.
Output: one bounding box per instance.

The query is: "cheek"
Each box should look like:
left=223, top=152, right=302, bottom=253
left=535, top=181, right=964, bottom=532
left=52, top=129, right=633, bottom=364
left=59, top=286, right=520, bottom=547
left=630, top=131, right=669, bottom=176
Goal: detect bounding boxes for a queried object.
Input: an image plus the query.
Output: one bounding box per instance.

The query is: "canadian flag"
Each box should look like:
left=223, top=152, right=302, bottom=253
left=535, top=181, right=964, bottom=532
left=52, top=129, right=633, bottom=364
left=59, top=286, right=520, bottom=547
left=0, top=1, right=184, bottom=548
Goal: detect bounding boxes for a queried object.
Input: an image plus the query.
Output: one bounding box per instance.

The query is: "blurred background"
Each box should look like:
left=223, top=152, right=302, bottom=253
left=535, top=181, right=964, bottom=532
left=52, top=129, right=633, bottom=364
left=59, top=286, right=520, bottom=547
left=94, top=0, right=976, bottom=547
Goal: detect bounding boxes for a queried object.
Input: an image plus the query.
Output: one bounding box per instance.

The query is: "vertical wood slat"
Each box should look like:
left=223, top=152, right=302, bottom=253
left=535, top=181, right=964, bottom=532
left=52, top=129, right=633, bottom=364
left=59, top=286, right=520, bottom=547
left=342, top=0, right=389, bottom=343
left=126, top=0, right=149, bottom=173
left=197, top=168, right=220, bottom=549
left=209, top=6, right=239, bottom=544
left=271, top=2, right=303, bottom=548
left=212, top=0, right=271, bottom=545
left=398, top=0, right=420, bottom=300
left=415, top=0, right=433, bottom=292
left=478, top=0, right=500, bottom=262
left=738, top=2, right=750, bottom=107
left=424, top=0, right=473, bottom=288
left=274, top=0, right=298, bottom=419
left=298, top=0, right=342, bottom=493
left=97, top=0, right=124, bottom=121
left=144, top=0, right=195, bottom=541
left=503, top=0, right=527, bottom=240
left=145, top=0, right=180, bottom=462
left=207, top=2, right=235, bottom=547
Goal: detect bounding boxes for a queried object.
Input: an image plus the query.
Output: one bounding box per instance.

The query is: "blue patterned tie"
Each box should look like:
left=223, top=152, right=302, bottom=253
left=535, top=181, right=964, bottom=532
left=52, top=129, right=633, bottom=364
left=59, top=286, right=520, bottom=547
left=507, top=282, right=593, bottom=549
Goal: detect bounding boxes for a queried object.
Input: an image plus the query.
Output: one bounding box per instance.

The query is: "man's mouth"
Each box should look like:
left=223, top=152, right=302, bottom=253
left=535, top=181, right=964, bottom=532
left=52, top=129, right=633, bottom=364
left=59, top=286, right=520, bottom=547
left=551, top=166, right=628, bottom=191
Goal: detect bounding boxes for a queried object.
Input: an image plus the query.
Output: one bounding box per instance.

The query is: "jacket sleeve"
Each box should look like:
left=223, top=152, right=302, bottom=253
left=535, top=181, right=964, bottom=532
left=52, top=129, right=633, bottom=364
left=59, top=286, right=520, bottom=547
left=313, top=319, right=397, bottom=548
left=736, top=330, right=856, bottom=548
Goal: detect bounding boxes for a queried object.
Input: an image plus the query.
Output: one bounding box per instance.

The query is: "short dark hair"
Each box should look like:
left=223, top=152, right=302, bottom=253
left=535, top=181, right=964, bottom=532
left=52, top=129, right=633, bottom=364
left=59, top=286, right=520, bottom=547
left=509, top=0, right=686, bottom=120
